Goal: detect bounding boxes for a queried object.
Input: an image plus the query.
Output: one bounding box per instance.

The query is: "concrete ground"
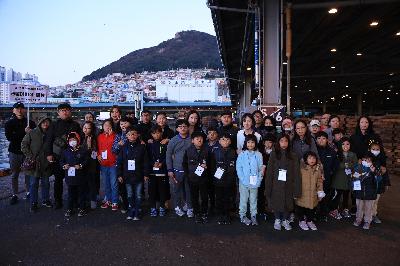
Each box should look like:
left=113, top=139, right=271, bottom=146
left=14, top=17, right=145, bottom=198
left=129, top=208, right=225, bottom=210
left=0, top=174, right=399, bottom=265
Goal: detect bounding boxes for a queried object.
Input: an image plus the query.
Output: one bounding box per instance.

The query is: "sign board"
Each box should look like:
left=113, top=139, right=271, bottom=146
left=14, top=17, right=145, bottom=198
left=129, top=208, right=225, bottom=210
left=259, top=105, right=286, bottom=123
left=9, top=84, right=47, bottom=103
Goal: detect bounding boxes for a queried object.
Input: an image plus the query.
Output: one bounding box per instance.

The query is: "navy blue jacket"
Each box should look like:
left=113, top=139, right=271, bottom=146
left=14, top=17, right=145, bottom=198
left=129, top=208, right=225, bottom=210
left=352, top=164, right=377, bottom=200
left=117, top=141, right=150, bottom=184
left=369, top=151, right=391, bottom=194
left=210, top=146, right=237, bottom=187
left=60, top=146, right=88, bottom=186
left=317, top=145, right=339, bottom=189
left=147, top=140, right=167, bottom=175
left=183, top=144, right=211, bottom=184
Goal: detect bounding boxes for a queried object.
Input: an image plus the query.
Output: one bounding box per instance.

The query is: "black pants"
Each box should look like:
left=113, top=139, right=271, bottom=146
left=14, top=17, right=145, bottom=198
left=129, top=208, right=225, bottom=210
left=53, top=162, right=64, bottom=205
left=148, top=175, right=169, bottom=208
left=67, top=185, right=85, bottom=210
left=215, top=185, right=233, bottom=218
left=189, top=182, right=208, bottom=215
left=257, top=178, right=266, bottom=214
left=318, top=186, right=334, bottom=217
left=274, top=211, right=289, bottom=220
left=119, top=181, right=128, bottom=210
left=296, top=205, right=316, bottom=222
left=86, top=168, right=100, bottom=202
left=331, top=189, right=350, bottom=210
left=207, top=175, right=215, bottom=210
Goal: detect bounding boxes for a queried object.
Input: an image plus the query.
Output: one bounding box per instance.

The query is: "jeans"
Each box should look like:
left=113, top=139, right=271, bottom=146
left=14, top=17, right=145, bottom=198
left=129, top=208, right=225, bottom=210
left=29, top=176, right=50, bottom=205
left=126, top=182, right=143, bottom=217
left=238, top=183, right=258, bottom=217
left=100, top=166, right=118, bottom=204
left=9, top=152, right=29, bottom=195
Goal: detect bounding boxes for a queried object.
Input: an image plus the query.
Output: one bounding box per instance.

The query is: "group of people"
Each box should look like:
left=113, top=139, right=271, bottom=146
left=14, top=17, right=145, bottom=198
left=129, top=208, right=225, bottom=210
left=4, top=102, right=391, bottom=231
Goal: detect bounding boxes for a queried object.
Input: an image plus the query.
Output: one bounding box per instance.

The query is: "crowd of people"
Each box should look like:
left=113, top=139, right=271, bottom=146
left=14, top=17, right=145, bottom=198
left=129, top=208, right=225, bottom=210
left=4, top=102, right=391, bottom=231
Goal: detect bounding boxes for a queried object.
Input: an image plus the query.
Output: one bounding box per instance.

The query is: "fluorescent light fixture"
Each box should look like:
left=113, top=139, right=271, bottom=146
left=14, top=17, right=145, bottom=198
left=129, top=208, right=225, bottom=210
left=396, top=32, right=400, bottom=36
left=246, top=67, right=251, bottom=71
left=345, top=85, right=349, bottom=88
left=331, top=80, right=336, bottom=83
left=356, top=53, right=362, bottom=56
left=328, top=8, right=338, bottom=14
left=370, top=21, right=379, bottom=27
left=330, top=48, right=337, bottom=52
left=331, top=66, right=336, bottom=69
left=283, top=62, right=287, bottom=65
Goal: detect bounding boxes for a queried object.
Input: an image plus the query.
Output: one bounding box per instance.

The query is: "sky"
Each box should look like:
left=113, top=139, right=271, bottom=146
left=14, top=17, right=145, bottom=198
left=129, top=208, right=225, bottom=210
left=0, top=0, right=216, bottom=86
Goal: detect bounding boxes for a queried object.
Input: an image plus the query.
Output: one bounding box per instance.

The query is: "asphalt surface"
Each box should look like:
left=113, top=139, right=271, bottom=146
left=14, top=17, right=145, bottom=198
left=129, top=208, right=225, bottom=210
left=0, top=176, right=399, bottom=266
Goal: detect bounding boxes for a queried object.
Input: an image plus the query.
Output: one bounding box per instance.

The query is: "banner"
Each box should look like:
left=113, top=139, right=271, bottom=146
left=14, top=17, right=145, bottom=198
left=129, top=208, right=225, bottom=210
left=9, top=84, right=47, bottom=103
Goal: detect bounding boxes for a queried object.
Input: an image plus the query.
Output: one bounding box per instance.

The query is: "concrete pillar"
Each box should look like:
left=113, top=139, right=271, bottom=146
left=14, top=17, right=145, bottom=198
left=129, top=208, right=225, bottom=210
left=322, top=102, right=327, bottom=113
left=357, top=93, right=362, bottom=116
left=263, top=0, right=281, bottom=105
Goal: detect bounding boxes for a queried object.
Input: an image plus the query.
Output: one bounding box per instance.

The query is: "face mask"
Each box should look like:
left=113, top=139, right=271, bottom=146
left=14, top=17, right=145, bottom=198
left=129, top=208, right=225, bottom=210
left=265, top=148, right=272, bottom=154
left=371, top=150, right=380, bottom=156
left=265, top=126, right=275, bottom=131
left=361, top=160, right=371, bottom=168
left=69, top=140, right=78, bottom=147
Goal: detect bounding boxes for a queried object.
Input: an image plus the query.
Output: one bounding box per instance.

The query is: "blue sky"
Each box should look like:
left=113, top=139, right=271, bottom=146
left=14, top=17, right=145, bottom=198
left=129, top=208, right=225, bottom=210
left=0, top=0, right=216, bottom=86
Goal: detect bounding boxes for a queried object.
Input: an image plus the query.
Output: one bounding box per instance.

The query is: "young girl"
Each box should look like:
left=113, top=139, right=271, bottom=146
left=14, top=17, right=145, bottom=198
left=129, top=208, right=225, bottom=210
left=236, top=135, right=264, bottom=226
left=296, top=151, right=324, bottom=231
left=97, top=119, right=118, bottom=211
left=330, top=137, right=358, bottom=219
left=266, top=134, right=301, bottom=231
left=237, top=113, right=262, bottom=153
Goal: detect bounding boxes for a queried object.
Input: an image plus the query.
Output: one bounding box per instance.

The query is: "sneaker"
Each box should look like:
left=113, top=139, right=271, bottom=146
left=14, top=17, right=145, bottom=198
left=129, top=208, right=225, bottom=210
left=30, top=203, right=38, bottom=213
left=175, top=207, right=185, bottom=217
left=195, top=215, right=203, bottom=224
left=307, top=221, right=318, bottom=231
left=202, top=214, right=208, bottom=224
left=342, top=209, right=351, bottom=218
left=159, top=207, right=166, bottom=217
left=78, top=209, right=86, bottom=217
left=353, top=219, right=362, bottom=227
left=90, top=201, right=97, bottom=209
left=182, top=203, right=188, bottom=212
left=120, top=208, right=127, bottom=214
left=299, top=220, right=309, bottom=231
left=42, top=201, right=53, bottom=208
left=23, top=192, right=30, bottom=200
left=363, top=222, right=371, bottom=230
left=186, top=208, right=194, bottom=218
left=240, top=216, right=251, bottom=226
left=289, top=213, right=295, bottom=223
left=101, top=201, right=110, bottom=209
left=150, top=208, right=157, bottom=217
left=133, top=216, right=140, bottom=221
left=126, top=216, right=133, bottom=220
left=10, top=195, right=19, bottom=205
left=64, top=209, right=72, bottom=217
left=329, top=210, right=342, bottom=220
left=282, top=220, right=292, bottom=231
left=251, top=216, right=258, bottom=226
left=350, top=207, right=357, bottom=216
left=111, top=203, right=118, bottom=211
left=217, top=217, right=225, bottom=225
left=372, top=216, right=382, bottom=224
left=274, top=219, right=282, bottom=230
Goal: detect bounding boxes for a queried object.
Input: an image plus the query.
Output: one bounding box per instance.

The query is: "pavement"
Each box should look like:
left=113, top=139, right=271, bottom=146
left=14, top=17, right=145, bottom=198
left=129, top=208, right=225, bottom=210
left=0, top=174, right=399, bottom=265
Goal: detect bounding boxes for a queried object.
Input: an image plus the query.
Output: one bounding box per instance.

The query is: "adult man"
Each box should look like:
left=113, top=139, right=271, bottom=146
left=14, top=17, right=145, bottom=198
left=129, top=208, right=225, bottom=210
left=44, top=103, right=82, bottom=209
left=5, top=102, right=36, bottom=205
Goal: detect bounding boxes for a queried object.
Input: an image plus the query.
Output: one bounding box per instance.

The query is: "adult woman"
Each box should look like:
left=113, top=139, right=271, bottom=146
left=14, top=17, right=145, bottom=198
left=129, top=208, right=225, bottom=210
left=350, top=116, right=383, bottom=159
left=185, top=110, right=206, bottom=138
left=263, top=115, right=277, bottom=137
left=236, top=113, right=262, bottom=153
left=324, top=115, right=341, bottom=142
left=291, top=119, right=319, bottom=161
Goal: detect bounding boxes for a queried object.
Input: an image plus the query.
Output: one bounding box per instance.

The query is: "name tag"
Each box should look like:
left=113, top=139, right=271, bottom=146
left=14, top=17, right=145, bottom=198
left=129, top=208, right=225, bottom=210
left=153, top=167, right=160, bottom=171
left=128, top=160, right=136, bottom=171
left=345, top=168, right=352, bottom=175
left=353, top=180, right=361, bottom=191
left=68, top=167, right=76, bottom=177
left=91, top=151, right=97, bottom=160
left=278, top=169, right=287, bottom=181
left=101, top=150, right=108, bottom=160
left=195, top=165, right=205, bottom=176
left=214, top=167, right=225, bottom=179
left=353, top=172, right=361, bottom=178
left=249, top=175, right=257, bottom=186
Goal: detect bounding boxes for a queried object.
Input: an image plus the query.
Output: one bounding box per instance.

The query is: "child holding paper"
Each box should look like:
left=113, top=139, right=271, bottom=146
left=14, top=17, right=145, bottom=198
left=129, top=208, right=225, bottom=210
left=236, top=134, right=264, bottom=226
left=60, top=132, right=88, bottom=217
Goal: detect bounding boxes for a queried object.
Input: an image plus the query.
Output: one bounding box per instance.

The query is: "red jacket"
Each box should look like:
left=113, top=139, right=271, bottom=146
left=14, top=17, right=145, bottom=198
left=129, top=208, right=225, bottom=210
left=97, top=132, right=116, bottom=167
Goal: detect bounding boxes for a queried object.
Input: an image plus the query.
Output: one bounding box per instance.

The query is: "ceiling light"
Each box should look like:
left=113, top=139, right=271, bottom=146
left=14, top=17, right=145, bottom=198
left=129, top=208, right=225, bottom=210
left=370, top=21, right=379, bottom=27
left=363, top=100, right=366, bottom=103
left=387, top=97, right=390, bottom=100
left=396, top=32, right=400, bottom=36
left=295, top=85, right=298, bottom=87
left=364, top=92, right=367, bottom=95
left=380, top=89, right=383, bottom=92
left=345, top=85, right=349, bottom=88
left=308, top=89, right=312, bottom=92
left=328, top=8, right=338, bottom=14
left=331, top=80, right=336, bottom=83
left=388, top=89, right=391, bottom=92
left=283, top=62, right=287, bottom=65
left=356, top=53, right=362, bottom=56
left=389, top=73, right=394, bottom=76
left=246, top=67, right=251, bottom=71
left=331, top=66, right=336, bottom=69
left=330, top=48, right=337, bottom=52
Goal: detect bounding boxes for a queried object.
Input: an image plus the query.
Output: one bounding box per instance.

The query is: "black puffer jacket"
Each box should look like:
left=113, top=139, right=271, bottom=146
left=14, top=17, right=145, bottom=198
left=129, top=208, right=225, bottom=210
left=210, top=145, right=237, bottom=187
left=5, top=115, right=36, bottom=154
left=182, top=144, right=211, bottom=184
left=117, top=141, right=150, bottom=184
left=352, top=164, right=377, bottom=200
left=317, top=145, right=339, bottom=189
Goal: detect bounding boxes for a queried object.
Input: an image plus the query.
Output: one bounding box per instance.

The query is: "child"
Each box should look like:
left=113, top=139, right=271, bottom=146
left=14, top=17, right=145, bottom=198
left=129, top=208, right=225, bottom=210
left=183, top=131, right=211, bottom=223
left=266, top=134, right=301, bottom=231
left=315, top=131, right=339, bottom=221
left=147, top=125, right=169, bottom=217
left=60, top=132, right=88, bottom=217
left=206, top=126, right=219, bottom=214
left=352, top=156, right=378, bottom=229
left=258, top=133, right=276, bottom=220
left=236, top=134, right=264, bottom=226
left=217, top=110, right=238, bottom=149
left=211, top=133, right=237, bottom=225
left=166, top=119, right=193, bottom=217
left=97, top=119, right=118, bottom=211
left=117, top=126, right=150, bottom=220
left=296, top=151, right=324, bottom=230
left=368, top=142, right=391, bottom=224
left=309, top=119, right=321, bottom=140
left=332, top=128, right=345, bottom=152
left=330, top=137, right=357, bottom=219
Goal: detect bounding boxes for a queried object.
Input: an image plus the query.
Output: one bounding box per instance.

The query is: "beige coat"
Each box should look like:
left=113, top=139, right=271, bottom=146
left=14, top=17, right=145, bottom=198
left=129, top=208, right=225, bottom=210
left=295, top=161, right=324, bottom=209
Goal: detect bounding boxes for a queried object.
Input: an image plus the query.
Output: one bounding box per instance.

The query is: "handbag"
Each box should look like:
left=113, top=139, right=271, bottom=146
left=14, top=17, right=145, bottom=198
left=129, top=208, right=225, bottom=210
left=21, top=157, right=36, bottom=171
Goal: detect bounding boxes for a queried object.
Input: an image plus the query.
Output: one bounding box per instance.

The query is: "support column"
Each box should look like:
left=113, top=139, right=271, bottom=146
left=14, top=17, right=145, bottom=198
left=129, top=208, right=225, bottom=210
left=322, top=102, right=327, bottom=113
left=357, top=93, right=362, bottom=116
left=263, top=0, right=281, bottom=105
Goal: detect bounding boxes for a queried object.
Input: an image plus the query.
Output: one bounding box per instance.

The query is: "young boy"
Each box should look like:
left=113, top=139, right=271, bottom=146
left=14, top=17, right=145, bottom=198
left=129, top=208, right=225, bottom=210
left=211, top=133, right=237, bottom=225
left=309, top=119, right=321, bottom=140
left=166, top=119, right=193, bottom=217
left=147, top=125, right=169, bottom=217
left=332, top=128, right=345, bottom=152
left=183, top=131, right=211, bottom=223
left=60, top=132, right=88, bottom=217
left=117, top=126, right=150, bottom=220
left=206, top=126, right=219, bottom=214
left=315, top=131, right=339, bottom=221
left=217, top=110, right=238, bottom=149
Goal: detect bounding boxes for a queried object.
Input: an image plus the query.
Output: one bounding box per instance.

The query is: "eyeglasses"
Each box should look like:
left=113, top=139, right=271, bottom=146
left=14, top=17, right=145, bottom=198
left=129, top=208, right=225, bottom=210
left=178, top=125, right=188, bottom=128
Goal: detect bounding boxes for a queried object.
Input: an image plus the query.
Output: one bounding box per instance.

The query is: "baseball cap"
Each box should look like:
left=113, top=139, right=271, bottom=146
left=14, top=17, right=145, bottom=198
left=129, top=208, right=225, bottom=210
left=13, top=102, right=25, bottom=109
left=310, top=119, right=320, bottom=127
